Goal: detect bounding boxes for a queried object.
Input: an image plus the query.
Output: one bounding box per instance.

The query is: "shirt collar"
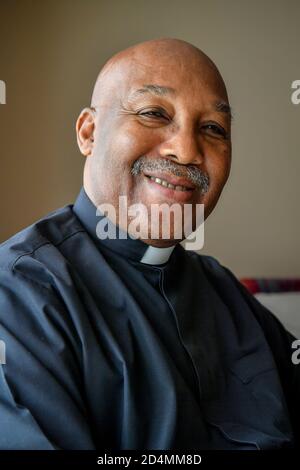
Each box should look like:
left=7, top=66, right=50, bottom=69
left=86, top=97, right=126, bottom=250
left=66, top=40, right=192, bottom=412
left=72, top=187, right=176, bottom=265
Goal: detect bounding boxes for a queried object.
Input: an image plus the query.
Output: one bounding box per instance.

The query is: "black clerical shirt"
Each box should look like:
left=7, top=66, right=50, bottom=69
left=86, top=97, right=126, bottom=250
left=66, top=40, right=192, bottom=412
left=0, top=187, right=299, bottom=449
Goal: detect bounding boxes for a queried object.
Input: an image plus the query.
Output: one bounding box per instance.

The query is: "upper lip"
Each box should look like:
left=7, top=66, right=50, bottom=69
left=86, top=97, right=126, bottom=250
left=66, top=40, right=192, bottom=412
left=143, top=171, right=196, bottom=190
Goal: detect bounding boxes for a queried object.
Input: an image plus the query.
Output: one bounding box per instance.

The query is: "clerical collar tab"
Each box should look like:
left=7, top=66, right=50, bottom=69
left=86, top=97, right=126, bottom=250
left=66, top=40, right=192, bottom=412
left=140, top=245, right=175, bottom=265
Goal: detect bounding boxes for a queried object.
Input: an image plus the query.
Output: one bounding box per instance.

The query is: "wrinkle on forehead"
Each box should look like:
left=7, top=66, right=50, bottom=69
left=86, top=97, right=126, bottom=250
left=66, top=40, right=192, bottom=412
left=91, top=38, right=229, bottom=108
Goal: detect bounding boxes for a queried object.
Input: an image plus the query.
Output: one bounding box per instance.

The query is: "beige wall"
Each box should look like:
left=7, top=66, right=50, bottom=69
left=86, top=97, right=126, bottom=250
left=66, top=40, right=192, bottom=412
left=0, top=0, right=299, bottom=277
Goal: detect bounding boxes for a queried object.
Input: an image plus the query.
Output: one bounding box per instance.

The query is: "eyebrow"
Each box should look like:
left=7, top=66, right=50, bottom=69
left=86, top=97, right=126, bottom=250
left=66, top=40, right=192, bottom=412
left=128, top=84, right=233, bottom=120
left=129, top=84, right=176, bottom=99
left=214, top=101, right=233, bottom=121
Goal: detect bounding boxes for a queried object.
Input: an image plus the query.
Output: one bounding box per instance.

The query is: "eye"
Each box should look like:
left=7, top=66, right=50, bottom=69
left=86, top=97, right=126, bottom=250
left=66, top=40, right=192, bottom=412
left=202, top=123, right=228, bottom=139
left=139, top=109, right=169, bottom=120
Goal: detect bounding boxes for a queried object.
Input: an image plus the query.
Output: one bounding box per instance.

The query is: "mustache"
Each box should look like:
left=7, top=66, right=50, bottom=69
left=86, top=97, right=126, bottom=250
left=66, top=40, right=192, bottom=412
left=131, top=156, right=210, bottom=194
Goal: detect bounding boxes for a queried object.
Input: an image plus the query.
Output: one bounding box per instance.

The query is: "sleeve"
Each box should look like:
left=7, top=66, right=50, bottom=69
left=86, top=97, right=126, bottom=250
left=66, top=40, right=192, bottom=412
left=0, top=267, right=95, bottom=449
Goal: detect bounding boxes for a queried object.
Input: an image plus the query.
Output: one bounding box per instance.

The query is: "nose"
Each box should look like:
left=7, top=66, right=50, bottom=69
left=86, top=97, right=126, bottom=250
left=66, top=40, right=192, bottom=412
left=159, top=125, right=204, bottom=166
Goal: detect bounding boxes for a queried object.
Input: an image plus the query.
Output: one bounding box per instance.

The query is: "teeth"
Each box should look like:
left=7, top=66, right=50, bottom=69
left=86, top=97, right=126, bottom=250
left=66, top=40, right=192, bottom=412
left=148, top=176, right=190, bottom=191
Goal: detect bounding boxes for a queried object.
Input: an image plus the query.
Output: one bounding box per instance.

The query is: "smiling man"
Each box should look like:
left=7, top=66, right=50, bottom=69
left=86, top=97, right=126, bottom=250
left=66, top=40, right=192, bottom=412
left=77, top=39, right=231, bottom=245
left=0, top=38, right=299, bottom=450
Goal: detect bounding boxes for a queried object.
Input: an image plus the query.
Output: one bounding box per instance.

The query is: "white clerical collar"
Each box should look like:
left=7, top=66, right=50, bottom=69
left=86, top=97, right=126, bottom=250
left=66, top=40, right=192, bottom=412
left=140, top=245, right=176, bottom=265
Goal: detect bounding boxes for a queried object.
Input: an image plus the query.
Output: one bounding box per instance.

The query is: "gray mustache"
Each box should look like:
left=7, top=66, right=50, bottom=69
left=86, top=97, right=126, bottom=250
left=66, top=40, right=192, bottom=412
left=131, top=156, right=210, bottom=194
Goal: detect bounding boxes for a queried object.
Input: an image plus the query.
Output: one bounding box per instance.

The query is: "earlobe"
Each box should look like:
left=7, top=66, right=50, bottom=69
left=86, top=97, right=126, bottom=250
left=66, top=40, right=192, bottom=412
left=76, top=107, right=95, bottom=156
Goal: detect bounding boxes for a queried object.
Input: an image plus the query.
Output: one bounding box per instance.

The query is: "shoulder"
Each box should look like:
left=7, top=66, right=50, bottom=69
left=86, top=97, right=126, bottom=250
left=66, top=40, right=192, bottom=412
left=0, top=203, right=84, bottom=285
left=185, top=251, right=242, bottom=290
left=185, top=250, right=230, bottom=275
left=186, top=250, right=294, bottom=340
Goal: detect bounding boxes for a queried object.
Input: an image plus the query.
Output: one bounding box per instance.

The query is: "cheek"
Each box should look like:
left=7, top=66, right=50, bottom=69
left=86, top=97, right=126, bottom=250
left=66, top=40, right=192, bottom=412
left=206, top=145, right=231, bottom=189
left=108, top=122, right=156, bottom=163
left=200, top=147, right=231, bottom=214
left=92, top=124, right=155, bottom=201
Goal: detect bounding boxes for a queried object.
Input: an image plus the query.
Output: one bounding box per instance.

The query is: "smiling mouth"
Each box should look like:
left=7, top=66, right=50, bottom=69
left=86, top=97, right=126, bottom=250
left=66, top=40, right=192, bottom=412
left=144, top=174, right=195, bottom=192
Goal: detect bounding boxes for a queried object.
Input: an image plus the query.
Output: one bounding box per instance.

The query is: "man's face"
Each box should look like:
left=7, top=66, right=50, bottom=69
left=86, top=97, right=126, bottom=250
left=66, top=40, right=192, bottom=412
left=79, top=49, right=232, bottom=246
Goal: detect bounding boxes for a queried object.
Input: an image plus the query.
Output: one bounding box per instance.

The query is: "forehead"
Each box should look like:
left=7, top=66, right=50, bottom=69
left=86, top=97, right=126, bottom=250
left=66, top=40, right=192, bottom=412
left=119, top=56, right=229, bottom=105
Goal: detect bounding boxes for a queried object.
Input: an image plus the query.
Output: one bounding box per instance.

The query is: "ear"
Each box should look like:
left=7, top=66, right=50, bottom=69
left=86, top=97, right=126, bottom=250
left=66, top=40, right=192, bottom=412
left=76, top=107, right=96, bottom=156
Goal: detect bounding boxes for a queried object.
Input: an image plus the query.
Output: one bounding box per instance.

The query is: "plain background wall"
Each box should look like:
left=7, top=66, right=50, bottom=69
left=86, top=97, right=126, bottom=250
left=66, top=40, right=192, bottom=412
left=0, top=0, right=299, bottom=277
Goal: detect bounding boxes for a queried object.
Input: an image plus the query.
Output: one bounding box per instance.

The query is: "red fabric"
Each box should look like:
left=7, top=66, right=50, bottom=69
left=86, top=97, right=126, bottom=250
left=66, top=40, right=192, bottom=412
left=240, top=278, right=300, bottom=294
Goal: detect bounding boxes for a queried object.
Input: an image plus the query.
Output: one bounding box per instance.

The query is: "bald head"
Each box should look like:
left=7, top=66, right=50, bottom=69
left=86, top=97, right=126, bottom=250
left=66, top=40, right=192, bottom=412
left=91, top=38, right=229, bottom=109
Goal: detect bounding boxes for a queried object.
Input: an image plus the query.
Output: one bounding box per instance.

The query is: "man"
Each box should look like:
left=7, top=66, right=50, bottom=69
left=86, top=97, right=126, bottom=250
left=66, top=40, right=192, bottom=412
left=0, top=38, right=299, bottom=450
